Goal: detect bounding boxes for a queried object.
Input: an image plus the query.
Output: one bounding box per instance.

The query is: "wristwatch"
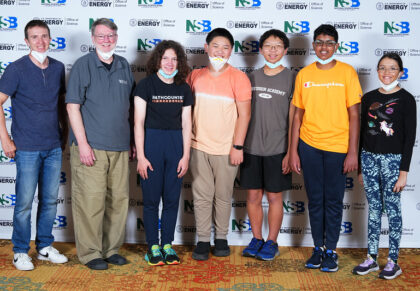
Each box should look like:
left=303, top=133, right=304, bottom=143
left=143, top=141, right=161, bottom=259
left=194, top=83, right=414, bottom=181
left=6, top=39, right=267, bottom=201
left=232, top=144, right=244, bottom=150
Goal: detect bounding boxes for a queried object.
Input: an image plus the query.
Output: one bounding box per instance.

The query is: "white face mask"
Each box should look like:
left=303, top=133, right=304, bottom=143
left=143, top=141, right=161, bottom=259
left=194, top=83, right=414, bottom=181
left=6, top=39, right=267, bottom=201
left=264, top=59, right=283, bottom=69
left=96, top=47, right=115, bottom=61
left=209, top=56, right=228, bottom=71
left=315, top=55, right=335, bottom=65
left=380, top=79, right=399, bottom=92
left=31, top=50, right=48, bottom=64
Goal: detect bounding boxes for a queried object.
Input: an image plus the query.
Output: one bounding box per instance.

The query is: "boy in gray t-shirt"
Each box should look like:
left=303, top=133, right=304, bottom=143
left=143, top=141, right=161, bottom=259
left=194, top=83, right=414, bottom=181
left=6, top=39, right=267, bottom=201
left=240, top=29, right=295, bottom=261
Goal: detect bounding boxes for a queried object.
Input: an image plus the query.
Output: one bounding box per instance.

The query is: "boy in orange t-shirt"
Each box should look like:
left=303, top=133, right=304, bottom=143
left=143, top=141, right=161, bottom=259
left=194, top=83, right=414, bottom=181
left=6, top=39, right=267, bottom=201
left=289, top=24, right=362, bottom=272
left=187, top=28, right=252, bottom=261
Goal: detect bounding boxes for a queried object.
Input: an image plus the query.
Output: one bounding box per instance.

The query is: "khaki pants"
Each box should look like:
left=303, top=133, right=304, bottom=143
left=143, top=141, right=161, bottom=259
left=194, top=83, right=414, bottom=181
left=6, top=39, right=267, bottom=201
left=70, top=145, right=129, bottom=264
left=190, top=148, right=238, bottom=242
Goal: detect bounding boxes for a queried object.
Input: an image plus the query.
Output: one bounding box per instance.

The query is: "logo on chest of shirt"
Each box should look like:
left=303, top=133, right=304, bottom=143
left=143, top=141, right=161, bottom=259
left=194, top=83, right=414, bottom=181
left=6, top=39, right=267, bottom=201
left=303, top=81, right=344, bottom=88
left=119, top=79, right=128, bottom=85
left=152, top=95, right=183, bottom=103
left=253, top=86, right=287, bottom=99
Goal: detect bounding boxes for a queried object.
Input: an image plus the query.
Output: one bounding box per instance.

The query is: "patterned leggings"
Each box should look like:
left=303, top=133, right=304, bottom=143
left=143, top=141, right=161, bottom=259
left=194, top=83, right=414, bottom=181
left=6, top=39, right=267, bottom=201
left=361, top=150, right=402, bottom=261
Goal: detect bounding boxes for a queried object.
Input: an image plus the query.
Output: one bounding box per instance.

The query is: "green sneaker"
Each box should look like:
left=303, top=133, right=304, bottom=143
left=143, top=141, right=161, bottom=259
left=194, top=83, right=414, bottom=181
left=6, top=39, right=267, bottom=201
left=161, top=244, right=180, bottom=265
left=145, top=245, right=165, bottom=266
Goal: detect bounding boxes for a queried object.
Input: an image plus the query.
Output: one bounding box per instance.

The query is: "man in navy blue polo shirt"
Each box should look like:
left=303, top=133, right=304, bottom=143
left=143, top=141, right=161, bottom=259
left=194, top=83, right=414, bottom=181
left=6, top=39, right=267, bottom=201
left=0, top=20, right=68, bottom=271
left=66, top=18, right=135, bottom=270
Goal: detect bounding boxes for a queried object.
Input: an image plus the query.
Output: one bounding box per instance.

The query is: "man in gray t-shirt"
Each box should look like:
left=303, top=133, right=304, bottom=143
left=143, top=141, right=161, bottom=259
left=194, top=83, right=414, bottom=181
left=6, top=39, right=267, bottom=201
left=240, top=29, right=295, bottom=261
left=66, top=18, right=134, bottom=270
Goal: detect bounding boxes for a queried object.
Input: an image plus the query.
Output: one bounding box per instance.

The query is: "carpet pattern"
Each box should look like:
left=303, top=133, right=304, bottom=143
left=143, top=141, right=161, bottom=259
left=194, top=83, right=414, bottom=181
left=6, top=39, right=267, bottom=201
left=0, top=240, right=418, bottom=290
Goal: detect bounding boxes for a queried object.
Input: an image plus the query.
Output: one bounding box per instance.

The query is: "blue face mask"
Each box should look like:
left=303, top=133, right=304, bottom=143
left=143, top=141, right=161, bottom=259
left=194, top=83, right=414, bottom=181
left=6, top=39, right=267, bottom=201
left=315, top=55, right=335, bottom=65
left=264, top=59, right=283, bottom=69
left=158, top=68, right=178, bottom=79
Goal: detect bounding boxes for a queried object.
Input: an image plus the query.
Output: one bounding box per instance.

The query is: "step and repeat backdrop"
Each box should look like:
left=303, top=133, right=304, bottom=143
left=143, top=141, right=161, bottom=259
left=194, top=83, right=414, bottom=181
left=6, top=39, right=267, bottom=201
left=0, top=0, right=419, bottom=248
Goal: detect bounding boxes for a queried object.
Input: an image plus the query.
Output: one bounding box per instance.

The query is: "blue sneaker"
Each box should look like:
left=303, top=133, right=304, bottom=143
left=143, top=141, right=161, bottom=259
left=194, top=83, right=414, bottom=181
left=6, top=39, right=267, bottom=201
left=305, top=246, right=324, bottom=269
left=320, top=249, right=339, bottom=272
left=242, top=238, right=264, bottom=257
left=256, top=240, right=279, bottom=261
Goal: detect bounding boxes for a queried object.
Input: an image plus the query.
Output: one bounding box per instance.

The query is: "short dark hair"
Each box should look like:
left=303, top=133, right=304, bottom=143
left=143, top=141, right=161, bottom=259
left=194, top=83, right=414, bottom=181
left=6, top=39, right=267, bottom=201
left=313, top=24, right=338, bottom=42
left=91, top=18, right=118, bottom=36
left=146, top=40, right=191, bottom=85
left=259, top=29, right=289, bottom=49
left=206, top=28, right=234, bottom=47
left=377, top=53, right=404, bottom=72
left=25, top=20, right=50, bottom=39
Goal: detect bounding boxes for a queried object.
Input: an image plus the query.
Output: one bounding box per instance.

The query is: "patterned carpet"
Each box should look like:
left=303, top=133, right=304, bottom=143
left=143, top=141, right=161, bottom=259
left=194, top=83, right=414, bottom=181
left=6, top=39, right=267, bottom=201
left=0, top=240, right=418, bottom=290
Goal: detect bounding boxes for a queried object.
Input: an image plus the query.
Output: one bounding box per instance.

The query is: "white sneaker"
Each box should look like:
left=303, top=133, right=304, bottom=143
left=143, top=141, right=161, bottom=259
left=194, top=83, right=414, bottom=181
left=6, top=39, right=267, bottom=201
left=37, top=246, right=68, bottom=264
left=13, top=253, right=34, bottom=271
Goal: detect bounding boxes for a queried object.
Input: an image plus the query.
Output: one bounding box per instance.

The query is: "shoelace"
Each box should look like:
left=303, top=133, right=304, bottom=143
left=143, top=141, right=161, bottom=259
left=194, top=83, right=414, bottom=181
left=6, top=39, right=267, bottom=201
left=163, top=245, right=176, bottom=256
left=249, top=238, right=262, bottom=248
left=384, top=259, right=395, bottom=271
left=151, top=246, right=162, bottom=257
left=360, top=257, right=374, bottom=267
left=264, top=241, right=277, bottom=251
left=15, top=253, right=32, bottom=261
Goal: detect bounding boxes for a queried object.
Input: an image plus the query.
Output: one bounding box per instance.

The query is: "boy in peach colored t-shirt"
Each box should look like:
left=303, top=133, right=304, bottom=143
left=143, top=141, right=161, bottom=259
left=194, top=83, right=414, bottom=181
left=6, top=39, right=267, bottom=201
left=187, top=28, right=251, bottom=261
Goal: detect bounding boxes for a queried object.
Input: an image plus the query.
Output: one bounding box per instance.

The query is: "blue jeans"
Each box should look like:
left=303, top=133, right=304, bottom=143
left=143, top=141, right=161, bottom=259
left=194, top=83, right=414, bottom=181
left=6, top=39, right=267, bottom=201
left=12, top=147, right=62, bottom=253
left=298, top=140, right=346, bottom=250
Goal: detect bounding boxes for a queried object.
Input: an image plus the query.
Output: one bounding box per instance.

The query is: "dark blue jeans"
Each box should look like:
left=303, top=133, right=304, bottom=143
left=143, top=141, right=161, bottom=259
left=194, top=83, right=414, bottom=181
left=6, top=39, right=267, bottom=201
left=298, top=140, right=346, bottom=250
left=141, top=129, right=183, bottom=249
left=12, top=147, right=62, bottom=253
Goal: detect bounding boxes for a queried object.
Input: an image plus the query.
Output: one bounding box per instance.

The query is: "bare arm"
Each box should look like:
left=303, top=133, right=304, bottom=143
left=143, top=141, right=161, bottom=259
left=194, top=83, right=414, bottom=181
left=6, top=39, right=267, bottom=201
left=66, top=103, right=96, bottom=166
left=289, top=107, right=304, bottom=174
left=177, top=105, right=192, bottom=178
left=0, top=92, right=15, bottom=158
left=282, top=103, right=296, bottom=174
left=133, top=96, right=153, bottom=179
left=230, top=100, right=251, bottom=165
left=343, top=103, right=360, bottom=174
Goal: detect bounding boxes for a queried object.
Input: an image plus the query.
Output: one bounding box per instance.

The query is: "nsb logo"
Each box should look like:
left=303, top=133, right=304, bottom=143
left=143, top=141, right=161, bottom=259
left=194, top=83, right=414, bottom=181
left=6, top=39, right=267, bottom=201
left=186, top=20, right=212, bottom=33
left=0, top=194, right=16, bottom=207
left=384, top=22, right=410, bottom=34
left=231, top=219, right=252, bottom=232
left=235, top=0, right=261, bottom=8
left=138, top=0, right=163, bottom=4
left=0, top=151, right=15, bottom=164
left=400, top=68, right=408, bottom=80
left=54, top=215, right=67, bottom=228
left=234, top=40, right=259, bottom=54
left=49, top=37, right=66, bottom=50
left=283, top=200, right=305, bottom=214
left=337, top=41, right=359, bottom=54
left=41, top=0, right=66, bottom=3
left=3, top=106, right=12, bottom=119
left=334, top=0, right=360, bottom=8
left=0, top=62, right=11, bottom=74
left=89, top=18, right=114, bottom=31
left=60, top=171, right=66, bottom=185
left=340, top=221, right=353, bottom=234
left=0, top=17, right=18, bottom=29
left=137, top=38, right=162, bottom=52
left=184, top=199, right=194, bottom=214
left=345, top=177, right=354, bottom=189
left=284, top=21, right=310, bottom=34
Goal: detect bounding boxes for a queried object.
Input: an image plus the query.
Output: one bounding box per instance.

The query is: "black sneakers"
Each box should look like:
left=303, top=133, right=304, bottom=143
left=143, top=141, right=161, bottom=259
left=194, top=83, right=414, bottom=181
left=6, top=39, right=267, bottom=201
left=192, top=241, right=211, bottom=261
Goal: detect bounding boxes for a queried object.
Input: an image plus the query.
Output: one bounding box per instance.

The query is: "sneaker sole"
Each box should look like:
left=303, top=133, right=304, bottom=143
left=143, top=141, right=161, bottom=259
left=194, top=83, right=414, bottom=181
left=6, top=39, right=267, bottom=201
left=212, top=249, right=230, bottom=257
left=353, top=266, right=379, bottom=276
left=145, top=255, right=165, bottom=266
left=256, top=251, right=279, bottom=261
left=165, top=260, right=180, bottom=265
left=192, top=252, right=209, bottom=261
left=37, top=254, right=68, bottom=264
left=379, top=269, right=402, bottom=280
left=13, top=261, right=34, bottom=271
left=242, top=251, right=257, bottom=258
left=305, top=263, right=321, bottom=269
left=321, top=266, right=339, bottom=272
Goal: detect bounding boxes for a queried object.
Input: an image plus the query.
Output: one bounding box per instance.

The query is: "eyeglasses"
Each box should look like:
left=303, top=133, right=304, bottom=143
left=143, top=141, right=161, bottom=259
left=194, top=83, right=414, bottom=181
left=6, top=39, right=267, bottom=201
left=262, top=44, right=284, bottom=51
left=94, top=33, right=117, bottom=41
left=313, top=40, right=337, bottom=48
left=378, top=67, right=400, bottom=73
